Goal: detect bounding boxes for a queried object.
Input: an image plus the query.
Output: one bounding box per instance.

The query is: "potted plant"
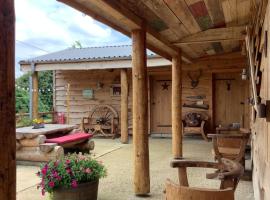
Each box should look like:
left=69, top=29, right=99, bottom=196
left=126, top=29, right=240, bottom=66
left=37, top=153, right=107, bottom=200
left=32, top=118, right=45, bottom=129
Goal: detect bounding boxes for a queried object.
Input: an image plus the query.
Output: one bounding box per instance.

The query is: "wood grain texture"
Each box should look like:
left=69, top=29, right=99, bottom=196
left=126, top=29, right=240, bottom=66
left=172, top=51, right=183, bottom=158
left=120, top=69, right=129, bottom=143
left=131, top=29, right=150, bottom=195
left=0, top=1, right=16, bottom=199
left=32, top=71, right=39, bottom=119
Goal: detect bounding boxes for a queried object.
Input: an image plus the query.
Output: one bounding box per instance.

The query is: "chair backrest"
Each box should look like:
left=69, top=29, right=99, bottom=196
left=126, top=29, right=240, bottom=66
left=165, top=179, right=234, bottom=200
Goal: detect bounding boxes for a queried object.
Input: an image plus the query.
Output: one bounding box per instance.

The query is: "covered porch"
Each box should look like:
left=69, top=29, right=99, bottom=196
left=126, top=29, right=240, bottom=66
left=1, top=0, right=269, bottom=200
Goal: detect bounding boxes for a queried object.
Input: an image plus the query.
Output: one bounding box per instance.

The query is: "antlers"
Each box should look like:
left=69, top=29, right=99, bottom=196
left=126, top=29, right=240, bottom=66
left=187, top=69, right=202, bottom=88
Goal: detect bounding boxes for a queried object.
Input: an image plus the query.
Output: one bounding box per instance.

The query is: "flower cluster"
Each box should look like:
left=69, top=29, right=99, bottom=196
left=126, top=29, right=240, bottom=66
left=37, top=153, right=107, bottom=195
left=32, top=118, right=44, bottom=125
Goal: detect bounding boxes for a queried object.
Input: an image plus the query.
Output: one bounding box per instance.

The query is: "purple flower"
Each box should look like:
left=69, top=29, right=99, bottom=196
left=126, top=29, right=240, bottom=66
left=52, top=171, right=58, bottom=178
left=71, top=180, right=78, bottom=188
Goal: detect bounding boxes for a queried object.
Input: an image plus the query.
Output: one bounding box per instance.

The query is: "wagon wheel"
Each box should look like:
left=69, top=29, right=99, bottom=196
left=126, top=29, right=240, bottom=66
left=89, top=105, right=119, bottom=138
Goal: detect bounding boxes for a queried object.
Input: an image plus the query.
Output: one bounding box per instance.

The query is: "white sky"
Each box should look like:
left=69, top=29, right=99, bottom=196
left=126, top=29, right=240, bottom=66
left=15, top=0, right=130, bottom=77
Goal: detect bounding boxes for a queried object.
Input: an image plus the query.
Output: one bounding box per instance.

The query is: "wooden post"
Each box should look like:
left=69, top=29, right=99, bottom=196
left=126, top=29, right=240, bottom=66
left=120, top=69, right=129, bottom=143
left=0, top=1, right=16, bottom=199
left=132, top=28, right=150, bottom=195
left=172, top=50, right=183, bottom=159
left=32, top=71, right=39, bottom=119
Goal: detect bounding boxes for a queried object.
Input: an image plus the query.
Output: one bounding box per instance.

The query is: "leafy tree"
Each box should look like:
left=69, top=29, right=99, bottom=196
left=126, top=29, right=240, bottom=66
left=71, top=40, right=82, bottom=48
left=15, top=71, right=53, bottom=113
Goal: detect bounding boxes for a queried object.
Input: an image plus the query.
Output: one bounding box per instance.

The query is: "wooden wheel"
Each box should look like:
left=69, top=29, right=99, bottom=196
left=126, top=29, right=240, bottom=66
left=88, top=105, right=119, bottom=138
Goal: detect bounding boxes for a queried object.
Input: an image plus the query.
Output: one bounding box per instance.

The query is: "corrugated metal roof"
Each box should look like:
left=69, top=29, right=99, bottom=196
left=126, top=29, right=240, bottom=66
left=19, top=45, right=157, bottom=64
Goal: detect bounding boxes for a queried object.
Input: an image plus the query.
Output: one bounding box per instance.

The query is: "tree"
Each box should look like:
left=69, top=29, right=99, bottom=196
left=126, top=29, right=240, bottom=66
left=15, top=71, right=53, bottom=113
left=71, top=40, right=82, bottom=48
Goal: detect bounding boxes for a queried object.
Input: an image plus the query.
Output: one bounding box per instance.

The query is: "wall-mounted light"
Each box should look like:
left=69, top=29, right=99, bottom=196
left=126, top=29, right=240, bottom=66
left=241, top=68, right=248, bottom=80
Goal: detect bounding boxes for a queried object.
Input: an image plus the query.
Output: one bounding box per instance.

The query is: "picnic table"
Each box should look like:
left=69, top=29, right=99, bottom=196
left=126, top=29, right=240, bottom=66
left=15, top=124, right=90, bottom=163
left=16, top=124, right=77, bottom=140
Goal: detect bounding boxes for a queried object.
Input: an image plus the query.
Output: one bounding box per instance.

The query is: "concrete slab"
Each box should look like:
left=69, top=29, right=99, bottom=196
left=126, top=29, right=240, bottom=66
left=16, top=137, right=254, bottom=200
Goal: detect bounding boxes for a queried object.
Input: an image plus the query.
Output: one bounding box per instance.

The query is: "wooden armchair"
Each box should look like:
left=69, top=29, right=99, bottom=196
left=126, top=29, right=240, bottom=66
left=208, top=128, right=251, bottom=165
left=165, top=159, right=244, bottom=200
left=182, top=112, right=209, bottom=141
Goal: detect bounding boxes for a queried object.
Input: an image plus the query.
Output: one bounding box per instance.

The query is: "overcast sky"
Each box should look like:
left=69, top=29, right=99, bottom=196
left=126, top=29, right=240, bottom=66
left=15, top=0, right=130, bottom=77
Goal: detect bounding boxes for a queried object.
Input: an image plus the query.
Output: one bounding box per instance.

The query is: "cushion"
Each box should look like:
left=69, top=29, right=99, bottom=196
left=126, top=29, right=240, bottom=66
left=45, top=132, right=93, bottom=145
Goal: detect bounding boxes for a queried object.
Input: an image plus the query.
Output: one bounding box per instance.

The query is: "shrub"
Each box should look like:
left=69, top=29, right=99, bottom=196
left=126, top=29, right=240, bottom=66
left=37, top=153, right=107, bottom=195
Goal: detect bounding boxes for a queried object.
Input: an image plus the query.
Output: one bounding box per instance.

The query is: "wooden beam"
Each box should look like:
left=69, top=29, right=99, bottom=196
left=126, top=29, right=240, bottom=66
left=132, top=28, right=150, bottom=195
left=57, top=0, right=192, bottom=63
left=173, top=26, right=246, bottom=44
left=0, top=0, right=16, bottom=199
left=172, top=50, right=183, bottom=159
left=120, top=69, right=129, bottom=144
left=32, top=71, right=39, bottom=119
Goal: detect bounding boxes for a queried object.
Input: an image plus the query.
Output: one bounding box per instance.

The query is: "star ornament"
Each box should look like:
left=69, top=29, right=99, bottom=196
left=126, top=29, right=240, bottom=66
left=161, top=82, right=169, bottom=90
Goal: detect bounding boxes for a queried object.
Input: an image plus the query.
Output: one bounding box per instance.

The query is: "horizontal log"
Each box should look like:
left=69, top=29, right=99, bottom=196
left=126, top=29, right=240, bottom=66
left=19, top=135, right=46, bottom=147
left=16, top=146, right=64, bottom=162
left=39, top=143, right=57, bottom=153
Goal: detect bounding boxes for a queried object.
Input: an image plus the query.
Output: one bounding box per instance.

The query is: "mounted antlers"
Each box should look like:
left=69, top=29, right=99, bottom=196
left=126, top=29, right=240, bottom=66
left=187, top=69, right=202, bottom=89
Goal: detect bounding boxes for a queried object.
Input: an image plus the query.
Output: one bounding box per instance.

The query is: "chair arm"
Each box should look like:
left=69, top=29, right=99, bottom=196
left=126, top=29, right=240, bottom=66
left=170, top=160, right=219, bottom=169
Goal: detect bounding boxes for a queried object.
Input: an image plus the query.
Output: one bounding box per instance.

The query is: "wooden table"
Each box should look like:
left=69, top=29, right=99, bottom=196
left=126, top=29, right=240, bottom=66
left=16, top=124, right=77, bottom=140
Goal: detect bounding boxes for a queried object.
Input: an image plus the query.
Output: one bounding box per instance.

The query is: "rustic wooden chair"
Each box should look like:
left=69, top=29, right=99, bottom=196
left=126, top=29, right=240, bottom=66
left=182, top=112, right=209, bottom=141
left=81, top=105, right=119, bottom=138
left=208, top=128, right=251, bottom=166
left=165, top=159, right=244, bottom=200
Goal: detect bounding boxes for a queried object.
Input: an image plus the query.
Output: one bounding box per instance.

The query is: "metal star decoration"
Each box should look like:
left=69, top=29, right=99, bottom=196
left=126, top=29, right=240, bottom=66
left=161, top=82, right=169, bottom=90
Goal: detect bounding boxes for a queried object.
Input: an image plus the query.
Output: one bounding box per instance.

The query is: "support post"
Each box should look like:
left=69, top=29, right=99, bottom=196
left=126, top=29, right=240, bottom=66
left=32, top=71, right=39, bottom=119
left=132, top=28, right=150, bottom=195
left=172, top=50, right=183, bottom=159
left=0, top=1, right=16, bottom=199
left=120, top=69, right=129, bottom=143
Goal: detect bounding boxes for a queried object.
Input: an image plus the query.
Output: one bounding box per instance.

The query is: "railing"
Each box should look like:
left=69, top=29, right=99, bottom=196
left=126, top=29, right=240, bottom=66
left=16, top=111, right=57, bottom=127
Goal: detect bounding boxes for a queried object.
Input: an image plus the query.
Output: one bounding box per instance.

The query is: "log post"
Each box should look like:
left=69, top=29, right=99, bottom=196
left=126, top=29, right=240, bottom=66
left=172, top=50, right=183, bottom=159
left=132, top=28, right=150, bottom=195
left=120, top=69, right=129, bottom=144
left=0, top=1, right=16, bottom=199
left=32, top=71, right=39, bottom=119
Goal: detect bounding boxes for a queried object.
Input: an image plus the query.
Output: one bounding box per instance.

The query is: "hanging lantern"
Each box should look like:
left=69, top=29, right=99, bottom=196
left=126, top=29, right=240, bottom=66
left=241, top=68, right=248, bottom=80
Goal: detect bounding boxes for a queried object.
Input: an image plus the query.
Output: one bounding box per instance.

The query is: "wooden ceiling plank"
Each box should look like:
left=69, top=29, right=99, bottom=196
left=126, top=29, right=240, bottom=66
left=164, top=0, right=201, bottom=33
left=221, top=0, right=238, bottom=26
left=185, top=0, right=214, bottom=30
left=173, top=26, right=246, bottom=44
left=141, top=0, right=189, bottom=38
left=203, top=0, right=226, bottom=27
left=237, top=0, right=251, bottom=25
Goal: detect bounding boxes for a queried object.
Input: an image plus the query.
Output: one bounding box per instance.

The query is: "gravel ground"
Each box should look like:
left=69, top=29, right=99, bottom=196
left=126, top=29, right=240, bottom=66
left=17, top=137, right=254, bottom=200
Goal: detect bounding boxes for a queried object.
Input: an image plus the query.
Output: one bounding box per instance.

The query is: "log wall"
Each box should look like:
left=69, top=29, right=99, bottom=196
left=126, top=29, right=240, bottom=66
left=252, top=2, right=270, bottom=199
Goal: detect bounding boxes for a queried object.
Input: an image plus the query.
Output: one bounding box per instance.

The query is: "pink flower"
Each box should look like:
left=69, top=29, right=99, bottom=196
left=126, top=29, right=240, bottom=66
left=41, top=164, right=48, bottom=175
left=48, top=181, right=55, bottom=188
left=52, top=171, right=58, bottom=178
left=54, top=161, right=59, bottom=167
left=66, top=159, right=71, bottom=164
left=66, top=168, right=72, bottom=174
left=85, top=168, right=92, bottom=174
left=41, top=189, right=45, bottom=196
left=71, top=180, right=78, bottom=188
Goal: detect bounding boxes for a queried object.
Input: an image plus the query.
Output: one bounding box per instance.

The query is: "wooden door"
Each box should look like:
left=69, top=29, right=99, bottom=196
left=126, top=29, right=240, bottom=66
left=214, top=73, right=250, bottom=128
left=150, top=76, right=172, bottom=134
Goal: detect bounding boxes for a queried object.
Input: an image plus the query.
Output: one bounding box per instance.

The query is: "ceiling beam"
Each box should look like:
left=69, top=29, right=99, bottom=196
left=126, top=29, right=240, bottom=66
left=57, top=0, right=192, bottom=63
left=173, top=26, right=247, bottom=45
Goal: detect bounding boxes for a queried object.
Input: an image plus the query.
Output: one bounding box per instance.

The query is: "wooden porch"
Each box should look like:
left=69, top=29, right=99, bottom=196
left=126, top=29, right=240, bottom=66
left=1, top=0, right=270, bottom=200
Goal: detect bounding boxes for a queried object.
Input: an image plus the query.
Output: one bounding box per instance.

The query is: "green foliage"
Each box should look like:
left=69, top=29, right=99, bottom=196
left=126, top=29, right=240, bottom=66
left=16, top=116, right=32, bottom=128
left=71, top=40, right=82, bottom=48
left=37, top=153, right=107, bottom=195
left=15, top=71, right=53, bottom=113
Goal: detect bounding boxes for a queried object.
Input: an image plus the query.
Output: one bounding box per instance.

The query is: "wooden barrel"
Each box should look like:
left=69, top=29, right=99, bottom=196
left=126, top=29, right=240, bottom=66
left=52, top=180, right=99, bottom=200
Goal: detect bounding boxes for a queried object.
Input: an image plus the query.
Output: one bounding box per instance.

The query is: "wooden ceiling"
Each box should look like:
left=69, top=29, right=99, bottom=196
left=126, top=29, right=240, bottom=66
left=58, top=0, right=252, bottom=62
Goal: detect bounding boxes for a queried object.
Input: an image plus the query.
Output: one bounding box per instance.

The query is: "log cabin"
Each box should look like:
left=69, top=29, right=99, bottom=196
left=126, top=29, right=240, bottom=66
left=1, top=0, right=270, bottom=199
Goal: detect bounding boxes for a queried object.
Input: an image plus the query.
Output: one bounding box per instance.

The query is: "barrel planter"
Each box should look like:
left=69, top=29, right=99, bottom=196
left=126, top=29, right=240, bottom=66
left=52, top=180, right=99, bottom=200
